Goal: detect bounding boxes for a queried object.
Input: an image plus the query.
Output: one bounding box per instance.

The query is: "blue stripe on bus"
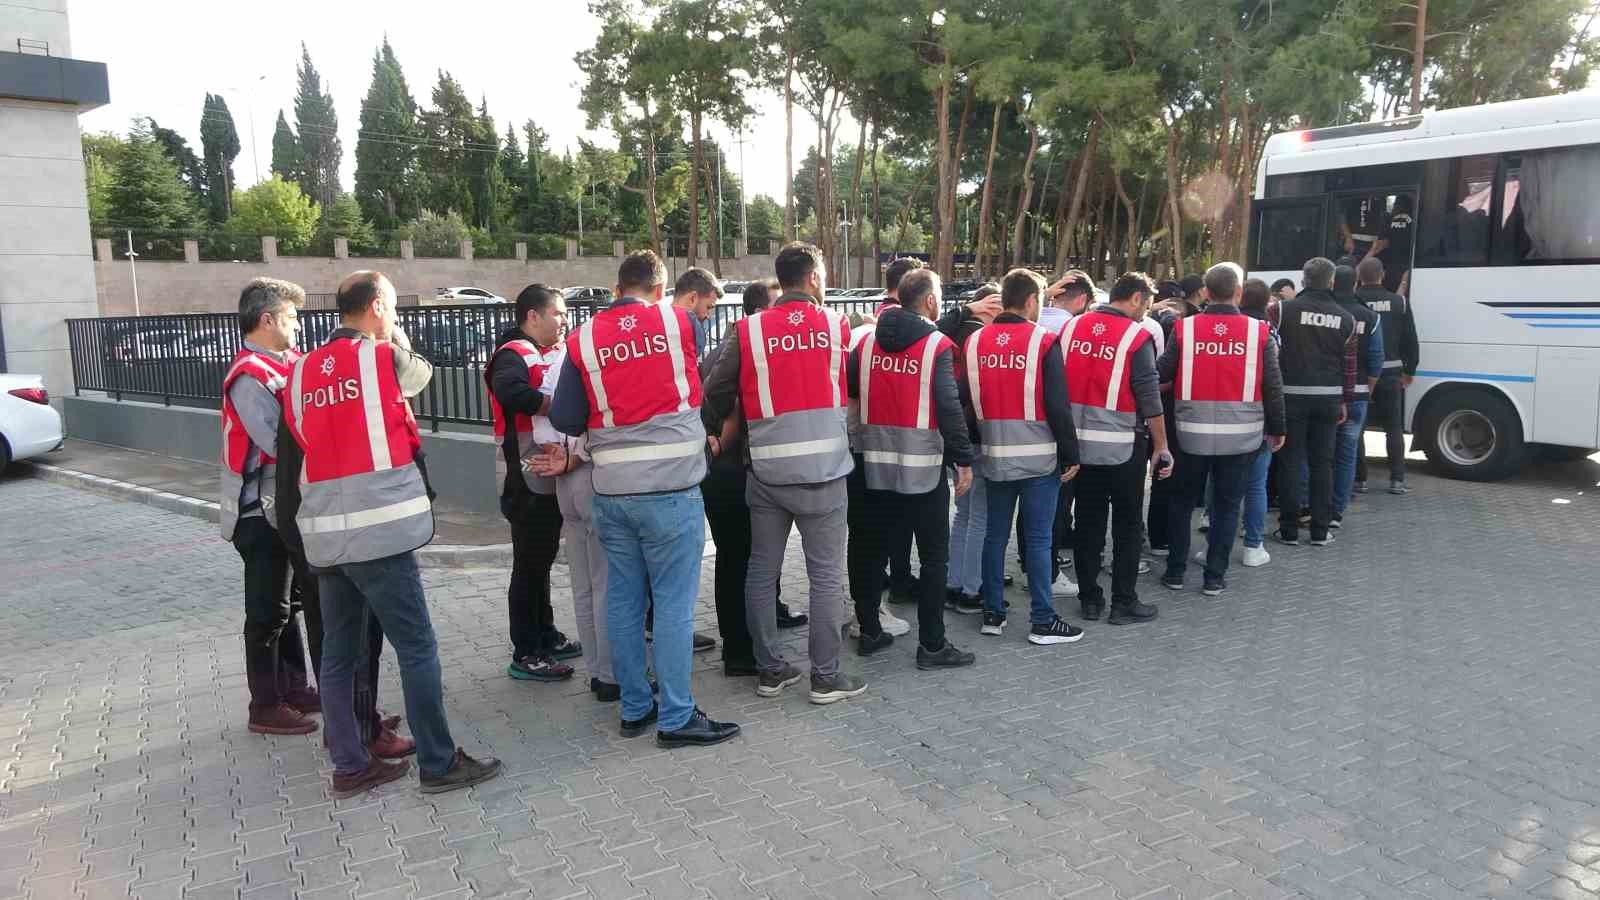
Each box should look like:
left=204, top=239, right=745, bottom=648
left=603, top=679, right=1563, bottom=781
left=1505, top=313, right=1600, bottom=319
left=1415, top=370, right=1536, bottom=383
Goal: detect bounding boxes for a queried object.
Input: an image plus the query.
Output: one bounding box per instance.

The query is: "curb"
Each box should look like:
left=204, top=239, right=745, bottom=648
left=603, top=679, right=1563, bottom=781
left=23, top=462, right=512, bottom=569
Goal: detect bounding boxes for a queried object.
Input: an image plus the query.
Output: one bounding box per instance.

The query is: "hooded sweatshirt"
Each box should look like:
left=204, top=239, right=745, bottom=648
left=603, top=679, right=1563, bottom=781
left=846, top=304, right=976, bottom=470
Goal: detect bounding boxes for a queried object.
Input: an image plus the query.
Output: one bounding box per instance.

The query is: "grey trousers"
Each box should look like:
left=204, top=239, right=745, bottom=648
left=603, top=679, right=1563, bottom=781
left=556, top=464, right=612, bottom=684
left=745, top=475, right=848, bottom=678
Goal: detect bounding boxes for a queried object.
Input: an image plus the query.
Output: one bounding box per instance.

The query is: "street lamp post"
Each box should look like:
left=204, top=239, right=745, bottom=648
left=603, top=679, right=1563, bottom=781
left=221, top=75, right=266, bottom=183
left=125, top=229, right=141, bottom=317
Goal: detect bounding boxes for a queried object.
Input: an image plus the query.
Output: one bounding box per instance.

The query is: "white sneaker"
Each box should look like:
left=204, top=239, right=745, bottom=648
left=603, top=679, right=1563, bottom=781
left=847, top=616, right=862, bottom=639
left=1050, top=575, right=1080, bottom=599
left=1241, top=545, right=1271, bottom=568
left=879, top=608, right=912, bottom=636
left=1137, top=559, right=1152, bottom=575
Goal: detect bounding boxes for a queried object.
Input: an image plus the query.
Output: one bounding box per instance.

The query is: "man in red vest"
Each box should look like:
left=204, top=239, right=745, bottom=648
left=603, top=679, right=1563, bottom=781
left=486, top=284, right=578, bottom=684
left=848, top=267, right=979, bottom=669
left=1157, top=262, right=1286, bottom=597
left=282, top=271, right=502, bottom=797
left=703, top=242, right=866, bottom=705
left=1063, top=273, right=1174, bottom=625
left=549, top=251, right=741, bottom=748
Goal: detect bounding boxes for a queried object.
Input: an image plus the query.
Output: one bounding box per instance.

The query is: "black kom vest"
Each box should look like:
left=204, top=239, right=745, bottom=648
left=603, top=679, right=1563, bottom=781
left=1277, top=290, right=1355, bottom=395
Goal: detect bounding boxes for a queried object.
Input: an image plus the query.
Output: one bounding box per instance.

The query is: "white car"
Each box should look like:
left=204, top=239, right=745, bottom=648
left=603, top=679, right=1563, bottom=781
left=0, top=374, right=63, bottom=471
left=435, top=286, right=507, bottom=304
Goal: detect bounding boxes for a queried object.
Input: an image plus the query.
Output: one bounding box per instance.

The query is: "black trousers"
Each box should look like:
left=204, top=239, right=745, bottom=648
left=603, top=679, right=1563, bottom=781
left=1280, top=397, right=1341, bottom=540
left=1073, top=436, right=1148, bottom=611
left=846, top=459, right=876, bottom=620
left=887, top=515, right=916, bottom=595
left=233, top=517, right=308, bottom=712
left=290, top=547, right=385, bottom=740
left=858, top=471, right=950, bottom=651
left=1146, top=460, right=1174, bottom=550
left=1369, top=377, right=1407, bottom=482
left=502, top=489, right=564, bottom=660
left=702, top=463, right=757, bottom=668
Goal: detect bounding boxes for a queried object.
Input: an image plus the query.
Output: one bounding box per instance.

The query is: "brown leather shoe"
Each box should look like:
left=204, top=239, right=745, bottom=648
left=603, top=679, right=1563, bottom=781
left=248, top=703, right=318, bottom=736
left=370, top=728, right=416, bottom=759
left=285, top=688, right=322, bottom=714
left=331, top=758, right=410, bottom=799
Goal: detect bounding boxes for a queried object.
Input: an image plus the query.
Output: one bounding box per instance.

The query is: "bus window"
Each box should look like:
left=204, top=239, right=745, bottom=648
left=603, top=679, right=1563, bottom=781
left=1493, top=145, right=1600, bottom=264
left=1417, top=155, right=1496, bottom=266
left=1253, top=202, right=1323, bottom=271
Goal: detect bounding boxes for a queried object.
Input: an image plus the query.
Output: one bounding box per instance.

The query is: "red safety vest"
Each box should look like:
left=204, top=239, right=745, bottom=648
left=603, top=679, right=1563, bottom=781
left=855, top=323, right=952, bottom=493
left=567, top=301, right=707, bottom=496
left=965, top=320, right=1059, bottom=481
left=1172, top=312, right=1269, bottom=456
left=282, top=335, right=434, bottom=566
left=1059, top=310, right=1151, bottom=465
left=737, top=298, right=853, bottom=485
left=485, top=337, right=560, bottom=495
left=219, top=348, right=296, bottom=539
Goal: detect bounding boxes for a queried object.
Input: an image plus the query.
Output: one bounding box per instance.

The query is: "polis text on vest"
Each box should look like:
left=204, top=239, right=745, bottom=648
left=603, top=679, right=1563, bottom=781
left=598, top=332, right=671, bottom=366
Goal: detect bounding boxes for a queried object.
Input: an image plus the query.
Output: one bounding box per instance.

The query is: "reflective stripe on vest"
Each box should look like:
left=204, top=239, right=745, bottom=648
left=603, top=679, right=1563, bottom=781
left=570, top=303, right=707, bottom=495
left=966, top=321, right=1057, bottom=481
left=219, top=349, right=294, bottom=539
left=486, top=338, right=557, bottom=495
left=1060, top=311, right=1148, bottom=465
left=285, top=337, right=434, bottom=567
left=858, top=329, right=949, bottom=493
left=1174, top=314, right=1267, bottom=456
left=739, top=302, right=853, bottom=485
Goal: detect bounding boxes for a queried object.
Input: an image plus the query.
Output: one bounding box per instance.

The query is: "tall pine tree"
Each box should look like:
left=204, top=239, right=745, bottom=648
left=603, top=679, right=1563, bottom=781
left=109, top=123, right=199, bottom=235
left=293, top=43, right=342, bottom=209
left=199, top=93, right=241, bottom=224
left=498, top=124, right=528, bottom=231
left=353, top=37, right=419, bottom=231
left=417, top=71, right=479, bottom=221
left=270, top=110, right=301, bottom=181
left=146, top=118, right=206, bottom=211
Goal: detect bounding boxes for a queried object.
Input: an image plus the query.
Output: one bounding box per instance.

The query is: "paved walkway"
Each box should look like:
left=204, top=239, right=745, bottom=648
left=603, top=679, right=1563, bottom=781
left=2, top=449, right=1599, bottom=900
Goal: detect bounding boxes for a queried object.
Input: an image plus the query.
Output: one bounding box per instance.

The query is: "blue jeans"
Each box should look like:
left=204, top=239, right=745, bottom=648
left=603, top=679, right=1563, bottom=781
left=1166, top=450, right=1250, bottom=582
left=319, top=552, right=456, bottom=778
left=1333, top=400, right=1369, bottom=515
left=593, top=488, right=706, bottom=733
left=1241, top=442, right=1273, bottom=548
left=983, top=473, right=1058, bottom=624
left=946, top=473, right=987, bottom=596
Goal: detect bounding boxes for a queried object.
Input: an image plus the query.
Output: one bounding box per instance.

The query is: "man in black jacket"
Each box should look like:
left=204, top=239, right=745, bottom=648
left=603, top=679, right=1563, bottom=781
left=1275, top=258, right=1356, bottom=546
left=1355, top=257, right=1420, bottom=495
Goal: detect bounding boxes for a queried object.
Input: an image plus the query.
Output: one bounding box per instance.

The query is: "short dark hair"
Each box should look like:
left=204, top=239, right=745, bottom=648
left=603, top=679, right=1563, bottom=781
left=238, top=276, right=305, bottom=334
left=1333, top=264, right=1357, bottom=293
left=1302, top=257, right=1335, bottom=291
left=1000, top=268, right=1044, bottom=311
left=1357, top=256, right=1385, bottom=285
left=1241, top=278, right=1271, bottom=313
left=775, top=241, right=824, bottom=289
left=742, top=278, right=779, bottom=316
left=1180, top=273, right=1204, bottom=298
left=1109, top=272, right=1156, bottom=305
left=1203, top=262, right=1242, bottom=304
left=515, top=283, right=560, bottom=323
left=1271, top=278, right=1296, bottom=294
left=617, top=250, right=666, bottom=296
left=674, top=266, right=721, bottom=300
left=973, top=282, right=1001, bottom=302
left=336, top=270, right=385, bottom=318
left=898, top=268, right=939, bottom=310
left=1058, top=269, right=1094, bottom=303
left=884, top=256, right=924, bottom=294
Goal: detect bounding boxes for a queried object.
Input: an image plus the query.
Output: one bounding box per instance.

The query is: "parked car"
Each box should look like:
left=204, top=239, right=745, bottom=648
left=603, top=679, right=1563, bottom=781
left=406, top=315, right=497, bottom=368
left=435, top=286, right=507, bottom=304
left=0, top=374, right=63, bottom=471
left=562, top=286, right=613, bottom=304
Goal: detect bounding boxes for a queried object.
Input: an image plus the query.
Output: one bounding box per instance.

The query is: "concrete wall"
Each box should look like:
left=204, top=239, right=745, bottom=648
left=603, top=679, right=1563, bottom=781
left=93, top=249, right=783, bottom=315
left=64, top=395, right=501, bottom=514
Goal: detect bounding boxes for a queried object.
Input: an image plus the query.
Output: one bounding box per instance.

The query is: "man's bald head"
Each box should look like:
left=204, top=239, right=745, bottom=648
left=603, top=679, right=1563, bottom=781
left=336, top=270, right=396, bottom=338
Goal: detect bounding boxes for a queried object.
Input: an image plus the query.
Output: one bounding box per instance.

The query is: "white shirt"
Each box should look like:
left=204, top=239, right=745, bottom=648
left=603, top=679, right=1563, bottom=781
left=535, top=345, right=579, bottom=453
left=1037, top=305, right=1072, bottom=334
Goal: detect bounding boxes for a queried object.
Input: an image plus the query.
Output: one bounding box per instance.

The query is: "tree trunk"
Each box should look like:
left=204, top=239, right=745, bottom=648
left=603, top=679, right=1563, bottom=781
left=1114, top=167, right=1137, bottom=275
left=1009, top=121, right=1039, bottom=268
left=1162, top=112, right=1184, bottom=276
left=1131, top=176, right=1148, bottom=271
left=895, top=164, right=933, bottom=254
left=848, top=111, right=869, bottom=288
left=688, top=109, right=703, bottom=266
left=870, top=118, right=883, bottom=286
left=946, top=81, right=974, bottom=276
left=783, top=48, right=796, bottom=241
left=1410, top=0, right=1429, bottom=114
left=975, top=101, right=1003, bottom=279
left=643, top=106, right=662, bottom=255
left=1053, top=118, right=1100, bottom=273
left=703, top=155, right=722, bottom=278
left=934, top=71, right=955, bottom=279
left=1091, top=176, right=1108, bottom=283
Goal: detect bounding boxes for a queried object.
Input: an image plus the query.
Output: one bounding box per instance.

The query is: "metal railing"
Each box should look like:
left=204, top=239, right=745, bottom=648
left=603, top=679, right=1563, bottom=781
left=65, top=298, right=890, bottom=429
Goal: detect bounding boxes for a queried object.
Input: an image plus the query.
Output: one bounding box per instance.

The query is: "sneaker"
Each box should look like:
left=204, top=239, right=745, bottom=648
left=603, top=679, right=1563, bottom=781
left=1002, top=574, right=1015, bottom=587
left=419, top=749, right=503, bottom=794
left=370, top=728, right=417, bottom=760
left=808, top=672, right=868, bottom=705
left=1050, top=575, right=1080, bottom=599
left=1309, top=534, right=1336, bottom=547
left=1028, top=617, right=1085, bottom=645
left=1298, top=508, right=1312, bottom=525
left=1329, top=515, right=1343, bottom=530
left=1160, top=573, right=1184, bottom=591
left=879, top=608, right=912, bottom=636
left=1148, top=546, right=1170, bottom=557
left=916, top=641, right=976, bottom=670
left=284, top=688, right=322, bottom=715
left=693, top=632, right=717, bottom=653
left=331, top=758, right=410, bottom=800
left=776, top=604, right=808, bottom=629
left=857, top=631, right=894, bottom=656
left=657, top=708, right=741, bottom=748
left=620, top=702, right=658, bottom=738
left=380, top=713, right=402, bottom=732
left=1389, top=480, right=1409, bottom=495
left=1080, top=602, right=1104, bottom=621
left=248, top=703, right=318, bottom=736
left=1202, top=578, right=1226, bottom=597
left=1197, top=522, right=1209, bottom=534
left=1272, top=530, right=1300, bottom=547
left=547, top=632, right=583, bottom=660
left=1107, top=601, right=1158, bottom=625
left=755, top=663, right=803, bottom=698
left=1194, top=549, right=1208, bottom=563
left=979, top=612, right=1005, bottom=636
left=1241, top=545, right=1271, bottom=568
left=1353, top=480, right=1369, bottom=494
left=507, top=656, right=574, bottom=682
left=950, top=592, right=984, bottom=615
left=1137, top=559, right=1152, bottom=575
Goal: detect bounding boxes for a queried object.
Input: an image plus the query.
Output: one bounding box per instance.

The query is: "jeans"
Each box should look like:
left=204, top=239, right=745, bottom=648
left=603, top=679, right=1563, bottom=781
left=318, top=552, right=456, bottom=778
left=1279, top=398, right=1341, bottom=540
left=983, top=473, right=1059, bottom=624
left=858, top=473, right=950, bottom=651
left=1371, top=377, right=1408, bottom=482
left=290, top=547, right=385, bottom=741
left=745, top=477, right=847, bottom=678
left=946, top=473, right=987, bottom=596
left=1166, top=450, right=1250, bottom=582
left=701, top=463, right=756, bottom=669
left=1073, top=436, right=1148, bottom=610
left=593, top=488, right=706, bottom=733
left=1241, top=442, right=1274, bottom=549
left=232, top=516, right=309, bottom=712
left=1333, top=400, right=1369, bottom=516
left=502, top=489, right=563, bottom=660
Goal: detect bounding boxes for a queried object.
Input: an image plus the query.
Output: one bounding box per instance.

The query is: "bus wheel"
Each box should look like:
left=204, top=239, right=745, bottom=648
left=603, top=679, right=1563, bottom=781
left=1420, top=388, right=1525, bottom=481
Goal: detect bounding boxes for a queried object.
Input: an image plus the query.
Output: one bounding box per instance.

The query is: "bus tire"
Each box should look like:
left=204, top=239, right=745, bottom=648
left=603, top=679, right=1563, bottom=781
left=1418, top=387, right=1525, bottom=482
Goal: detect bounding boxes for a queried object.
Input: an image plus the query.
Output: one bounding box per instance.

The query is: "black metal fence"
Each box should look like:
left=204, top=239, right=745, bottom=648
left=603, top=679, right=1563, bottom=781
left=66, top=298, right=889, bottom=430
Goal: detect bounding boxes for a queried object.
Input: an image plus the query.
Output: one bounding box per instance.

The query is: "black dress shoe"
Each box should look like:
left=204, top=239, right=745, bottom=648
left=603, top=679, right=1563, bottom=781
left=1107, top=601, right=1158, bottom=625
left=657, top=708, right=741, bottom=748
left=693, top=632, right=717, bottom=653
left=1080, top=603, right=1104, bottom=621
left=590, top=678, right=620, bottom=702
left=723, top=660, right=759, bottom=677
left=776, top=605, right=809, bottom=629
left=620, top=702, right=658, bottom=738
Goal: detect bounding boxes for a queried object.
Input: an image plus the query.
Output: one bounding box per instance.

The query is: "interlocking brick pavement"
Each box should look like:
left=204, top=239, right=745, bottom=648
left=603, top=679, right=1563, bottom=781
left=3, top=452, right=1600, bottom=900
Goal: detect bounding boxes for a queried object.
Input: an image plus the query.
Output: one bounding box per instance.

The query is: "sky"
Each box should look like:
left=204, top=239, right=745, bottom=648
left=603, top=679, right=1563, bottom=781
left=71, top=0, right=821, bottom=204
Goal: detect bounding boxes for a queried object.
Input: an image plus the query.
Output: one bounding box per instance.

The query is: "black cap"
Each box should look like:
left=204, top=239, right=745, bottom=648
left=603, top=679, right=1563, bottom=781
left=1156, top=280, right=1184, bottom=300
left=1180, top=274, right=1204, bottom=297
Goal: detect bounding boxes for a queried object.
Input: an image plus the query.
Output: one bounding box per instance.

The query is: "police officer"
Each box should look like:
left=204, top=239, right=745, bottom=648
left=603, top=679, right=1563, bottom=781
left=549, top=251, right=740, bottom=748
left=1275, top=258, right=1356, bottom=546
left=1064, top=273, right=1172, bottom=624
left=486, top=284, right=578, bottom=683
left=1355, top=257, right=1420, bottom=495
left=703, top=242, right=865, bottom=705
left=1331, top=263, right=1382, bottom=528
left=1157, top=263, right=1286, bottom=597
left=849, top=267, right=978, bottom=669
left=283, top=270, right=501, bottom=796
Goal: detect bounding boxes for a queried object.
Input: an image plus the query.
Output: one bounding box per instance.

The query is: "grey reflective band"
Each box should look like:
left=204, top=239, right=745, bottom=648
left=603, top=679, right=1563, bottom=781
left=1177, top=422, right=1261, bottom=435
left=748, top=436, right=849, bottom=460
left=299, top=495, right=433, bottom=535
left=1382, top=360, right=1404, bottom=369
left=1282, top=385, right=1345, bottom=395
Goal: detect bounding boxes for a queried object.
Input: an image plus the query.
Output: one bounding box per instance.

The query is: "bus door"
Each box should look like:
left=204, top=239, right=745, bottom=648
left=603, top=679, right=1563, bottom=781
left=1325, top=187, right=1418, bottom=292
